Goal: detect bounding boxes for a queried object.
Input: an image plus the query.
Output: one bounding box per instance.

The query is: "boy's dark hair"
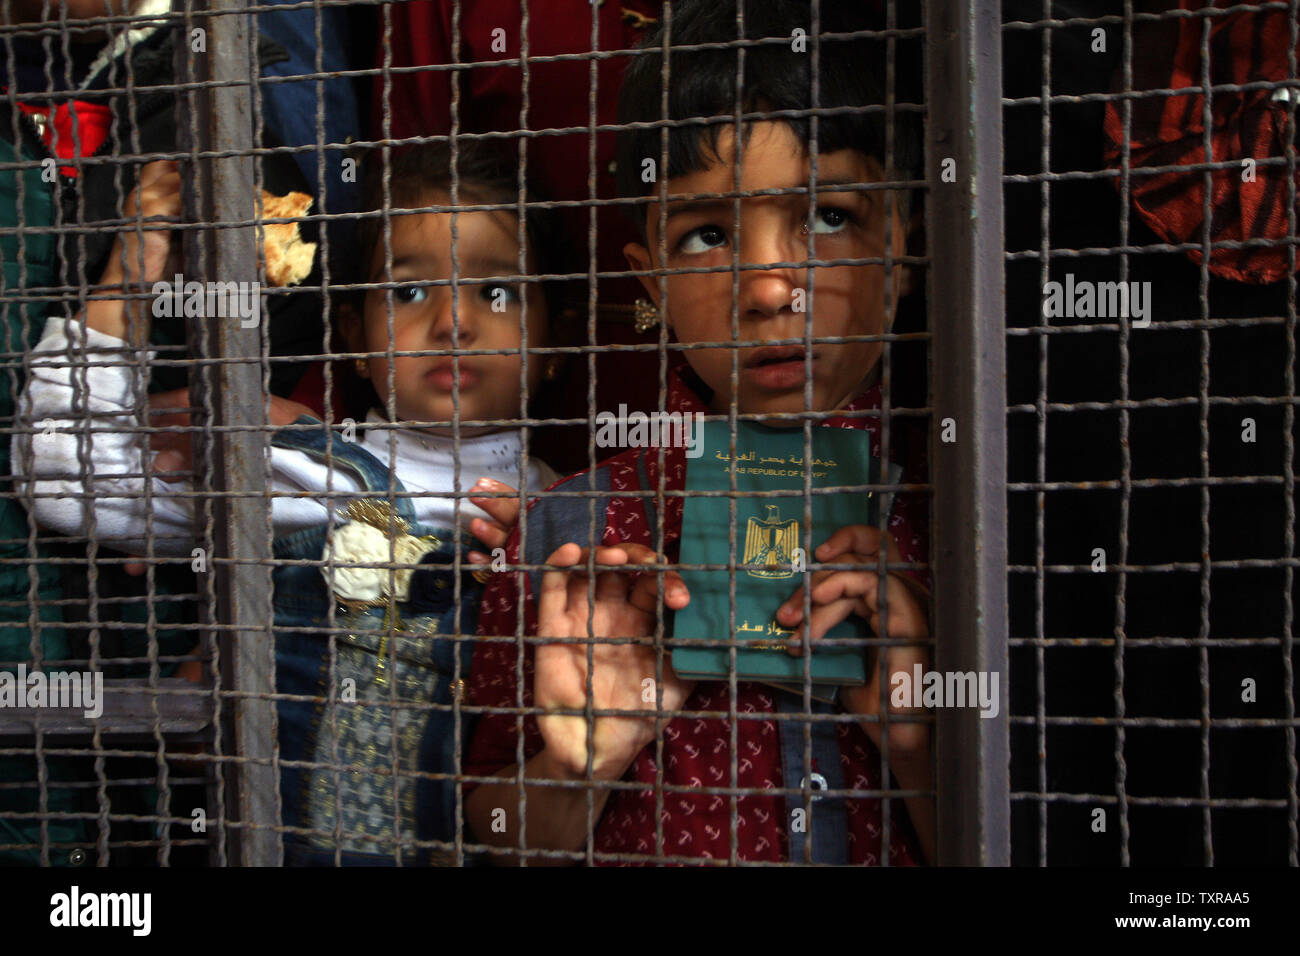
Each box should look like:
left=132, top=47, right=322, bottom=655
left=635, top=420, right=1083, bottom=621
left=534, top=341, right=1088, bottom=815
left=353, top=138, right=569, bottom=324
left=614, top=0, right=924, bottom=240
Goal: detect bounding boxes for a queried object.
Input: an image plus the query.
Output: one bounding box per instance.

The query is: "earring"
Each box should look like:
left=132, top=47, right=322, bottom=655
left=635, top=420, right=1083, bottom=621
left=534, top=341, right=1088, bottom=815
left=634, top=297, right=660, bottom=334
left=544, top=359, right=562, bottom=381
left=354, top=358, right=368, bottom=377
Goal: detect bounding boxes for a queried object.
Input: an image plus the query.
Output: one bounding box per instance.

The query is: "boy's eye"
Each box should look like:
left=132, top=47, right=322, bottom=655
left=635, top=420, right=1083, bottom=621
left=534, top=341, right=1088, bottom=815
left=677, top=225, right=728, bottom=255
left=811, top=206, right=853, bottom=235
left=480, top=283, right=522, bottom=307
left=394, top=285, right=428, bottom=305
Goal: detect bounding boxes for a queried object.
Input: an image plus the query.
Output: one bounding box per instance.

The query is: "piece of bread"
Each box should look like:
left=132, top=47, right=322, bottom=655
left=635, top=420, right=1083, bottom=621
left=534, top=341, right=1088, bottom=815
left=258, top=189, right=317, bottom=287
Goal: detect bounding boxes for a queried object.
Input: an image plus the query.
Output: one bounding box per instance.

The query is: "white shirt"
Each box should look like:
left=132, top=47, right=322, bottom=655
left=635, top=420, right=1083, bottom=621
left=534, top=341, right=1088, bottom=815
left=14, top=317, right=559, bottom=556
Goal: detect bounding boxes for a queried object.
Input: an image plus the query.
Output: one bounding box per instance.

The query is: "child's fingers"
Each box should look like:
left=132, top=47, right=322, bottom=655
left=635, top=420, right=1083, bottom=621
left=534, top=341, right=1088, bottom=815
left=815, top=525, right=882, bottom=561
left=137, top=171, right=183, bottom=218
left=469, top=516, right=510, bottom=551
left=126, top=164, right=182, bottom=228
left=862, top=576, right=929, bottom=641
left=775, top=584, right=808, bottom=626
left=816, top=528, right=909, bottom=580
left=557, top=545, right=632, bottom=604
left=617, top=542, right=690, bottom=614
left=137, top=159, right=179, bottom=189
left=775, top=549, right=874, bottom=625
left=590, top=546, right=634, bottom=603
left=537, top=542, right=584, bottom=633
left=806, top=563, right=880, bottom=609
left=805, top=566, right=928, bottom=641
left=468, top=478, right=521, bottom=528
left=775, top=568, right=847, bottom=625
left=785, top=595, right=859, bottom=654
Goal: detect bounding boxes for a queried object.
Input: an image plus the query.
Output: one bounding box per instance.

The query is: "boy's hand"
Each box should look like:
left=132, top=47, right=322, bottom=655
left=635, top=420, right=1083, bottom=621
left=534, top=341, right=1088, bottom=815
left=467, top=478, right=520, bottom=564
left=775, top=525, right=931, bottom=758
left=534, top=541, right=694, bottom=780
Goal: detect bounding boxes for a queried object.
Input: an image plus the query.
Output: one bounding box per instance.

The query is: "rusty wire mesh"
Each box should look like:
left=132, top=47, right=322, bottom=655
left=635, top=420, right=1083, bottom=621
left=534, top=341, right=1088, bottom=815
left=0, top=0, right=1290, bottom=870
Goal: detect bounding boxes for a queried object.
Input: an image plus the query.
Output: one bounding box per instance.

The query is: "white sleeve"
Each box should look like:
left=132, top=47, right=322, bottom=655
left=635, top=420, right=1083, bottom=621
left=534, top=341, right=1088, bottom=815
left=13, top=316, right=199, bottom=556
left=13, top=316, right=370, bottom=557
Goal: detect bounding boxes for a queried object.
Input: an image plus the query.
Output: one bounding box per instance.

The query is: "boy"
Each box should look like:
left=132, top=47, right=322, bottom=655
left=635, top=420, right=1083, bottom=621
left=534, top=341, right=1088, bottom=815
left=462, top=0, right=933, bottom=864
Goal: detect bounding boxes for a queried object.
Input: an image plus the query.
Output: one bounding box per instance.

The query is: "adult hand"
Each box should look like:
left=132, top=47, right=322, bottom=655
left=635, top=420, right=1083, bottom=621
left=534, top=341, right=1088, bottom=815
left=122, top=388, right=317, bottom=575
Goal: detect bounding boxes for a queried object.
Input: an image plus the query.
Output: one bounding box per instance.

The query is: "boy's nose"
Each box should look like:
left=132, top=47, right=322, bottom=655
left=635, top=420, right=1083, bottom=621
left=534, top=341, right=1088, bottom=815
left=737, top=223, right=803, bottom=320
left=738, top=270, right=797, bottom=322
left=429, top=288, right=478, bottom=346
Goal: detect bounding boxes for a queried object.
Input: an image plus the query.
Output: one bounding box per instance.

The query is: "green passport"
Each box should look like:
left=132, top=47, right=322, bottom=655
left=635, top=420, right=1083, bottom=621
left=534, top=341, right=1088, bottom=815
left=671, top=420, right=901, bottom=699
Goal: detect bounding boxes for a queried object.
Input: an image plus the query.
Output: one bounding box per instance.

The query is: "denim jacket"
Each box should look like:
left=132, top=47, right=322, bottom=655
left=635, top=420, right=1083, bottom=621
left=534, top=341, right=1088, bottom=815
left=270, top=418, right=479, bottom=865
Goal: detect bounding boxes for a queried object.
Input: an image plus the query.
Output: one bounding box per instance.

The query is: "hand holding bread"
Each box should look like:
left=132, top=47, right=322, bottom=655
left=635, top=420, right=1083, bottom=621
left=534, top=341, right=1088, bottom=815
left=87, top=161, right=317, bottom=341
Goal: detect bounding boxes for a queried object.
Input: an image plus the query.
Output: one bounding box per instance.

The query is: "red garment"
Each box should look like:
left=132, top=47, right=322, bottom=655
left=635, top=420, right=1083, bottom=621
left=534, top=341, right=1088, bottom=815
left=13, top=96, right=111, bottom=178
left=467, top=367, right=930, bottom=864
left=1102, top=1, right=1300, bottom=284
left=375, top=0, right=658, bottom=303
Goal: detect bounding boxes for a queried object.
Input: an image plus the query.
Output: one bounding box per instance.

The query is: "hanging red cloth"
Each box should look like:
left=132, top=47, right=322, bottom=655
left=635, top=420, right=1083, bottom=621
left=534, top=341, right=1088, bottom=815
left=1102, top=1, right=1300, bottom=284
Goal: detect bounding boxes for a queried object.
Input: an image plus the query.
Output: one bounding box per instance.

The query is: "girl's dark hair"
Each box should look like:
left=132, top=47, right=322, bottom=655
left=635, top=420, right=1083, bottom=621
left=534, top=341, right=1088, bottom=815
left=614, top=0, right=924, bottom=238
left=353, top=138, right=569, bottom=323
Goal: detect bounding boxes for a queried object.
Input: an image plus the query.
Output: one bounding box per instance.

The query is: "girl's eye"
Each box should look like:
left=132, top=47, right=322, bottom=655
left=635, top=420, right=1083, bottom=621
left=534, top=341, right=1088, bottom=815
left=811, top=206, right=853, bottom=235
left=481, top=283, right=522, bottom=307
left=677, top=225, right=728, bottom=255
left=394, top=285, right=428, bottom=305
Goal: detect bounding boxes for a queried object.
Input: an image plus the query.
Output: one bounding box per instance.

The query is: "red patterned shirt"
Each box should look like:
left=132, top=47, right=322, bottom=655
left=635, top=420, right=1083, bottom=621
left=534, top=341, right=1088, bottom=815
left=467, top=369, right=930, bottom=864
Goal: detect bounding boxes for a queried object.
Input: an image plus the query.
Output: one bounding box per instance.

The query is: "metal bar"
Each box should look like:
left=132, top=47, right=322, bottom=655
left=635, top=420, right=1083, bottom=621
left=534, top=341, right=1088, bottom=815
left=923, top=0, right=1010, bottom=865
left=181, top=0, right=280, bottom=867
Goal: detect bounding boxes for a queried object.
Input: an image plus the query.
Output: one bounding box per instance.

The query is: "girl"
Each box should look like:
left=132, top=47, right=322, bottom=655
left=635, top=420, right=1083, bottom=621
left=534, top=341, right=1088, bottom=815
left=15, top=139, right=566, bottom=864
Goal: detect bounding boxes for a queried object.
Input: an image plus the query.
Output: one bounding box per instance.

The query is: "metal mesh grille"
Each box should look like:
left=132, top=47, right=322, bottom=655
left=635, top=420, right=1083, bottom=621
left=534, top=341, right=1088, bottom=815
left=0, top=0, right=1291, bottom=869
left=1004, top=0, right=1298, bottom=865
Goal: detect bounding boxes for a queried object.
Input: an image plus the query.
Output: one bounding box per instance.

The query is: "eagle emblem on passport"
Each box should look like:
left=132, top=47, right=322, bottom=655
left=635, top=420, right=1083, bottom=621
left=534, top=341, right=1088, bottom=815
left=742, top=505, right=798, bottom=579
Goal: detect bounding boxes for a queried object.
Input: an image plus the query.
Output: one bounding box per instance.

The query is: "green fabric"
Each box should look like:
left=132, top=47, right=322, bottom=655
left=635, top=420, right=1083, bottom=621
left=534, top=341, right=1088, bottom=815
left=0, top=131, right=85, bottom=864
left=0, top=128, right=66, bottom=662
left=0, top=75, right=215, bottom=859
